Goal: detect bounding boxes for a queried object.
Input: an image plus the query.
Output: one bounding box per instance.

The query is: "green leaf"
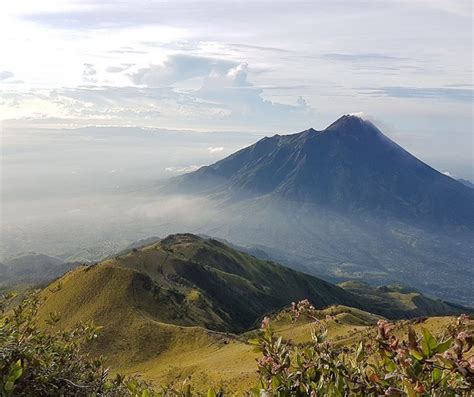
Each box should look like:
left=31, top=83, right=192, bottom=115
left=4, top=380, right=14, bottom=392
left=410, top=349, right=424, bottom=361
left=421, top=327, right=437, bottom=357
left=432, top=367, right=442, bottom=383
left=408, top=327, right=418, bottom=349
left=9, top=360, right=23, bottom=382
left=207, top=388, right=217, bottom=397
left=296, top=353, right=303, bottom=367
left=438, top=356, right=454, bottom=369
left=412, top=360, right=423, bottom=376
left=356, top=341, right=364, bottom=362
left=247, top=338, right=260, bottom=345
left=184, top=384, right=191, bottom=397
left=384, top=357, right=396, bottom=372
left=433, top=338, right=452, bottom=354
left=276, top=336, right=282, bottom=349
left=272, top=375, right=281, bottom=389
left=403, top=379, right=416, bottom=397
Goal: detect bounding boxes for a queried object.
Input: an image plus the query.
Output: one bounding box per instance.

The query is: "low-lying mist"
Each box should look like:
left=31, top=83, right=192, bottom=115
left=0, top=126, right=260, bottom=260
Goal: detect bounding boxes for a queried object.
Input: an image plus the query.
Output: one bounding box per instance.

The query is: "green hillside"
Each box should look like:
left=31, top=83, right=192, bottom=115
left=32, top=233, right=470, bottom=391
left=0, top=254, right=76, bottom=290
left=39, top=234, right=363, bottom=333
left=37, top=233, right=466, bottom=333
left=339, top=280, right=467, bottom=318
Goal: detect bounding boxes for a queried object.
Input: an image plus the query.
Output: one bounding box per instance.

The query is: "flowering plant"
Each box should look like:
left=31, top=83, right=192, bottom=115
left=251, top=300, right=473, bottom=396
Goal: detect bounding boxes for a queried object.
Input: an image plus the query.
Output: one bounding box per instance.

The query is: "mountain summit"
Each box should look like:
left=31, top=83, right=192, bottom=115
left=325, top=114, right=380, bottom=135
left=172, top=115, right=474, bottom=228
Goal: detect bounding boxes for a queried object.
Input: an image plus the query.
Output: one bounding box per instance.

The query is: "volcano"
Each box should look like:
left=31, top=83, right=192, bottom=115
left=165, top=115, right=474, bottom=306
left=173, top=115, right=474, bottom=229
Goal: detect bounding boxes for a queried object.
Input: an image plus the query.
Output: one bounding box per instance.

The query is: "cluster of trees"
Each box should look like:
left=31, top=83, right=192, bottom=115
left=1, top=294, right=472, bottom=396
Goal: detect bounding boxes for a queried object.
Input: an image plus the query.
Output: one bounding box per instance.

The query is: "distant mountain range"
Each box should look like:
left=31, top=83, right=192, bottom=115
left=0, top=254, right=76, bottom=291
left=165, top=115, right=474, bottom=306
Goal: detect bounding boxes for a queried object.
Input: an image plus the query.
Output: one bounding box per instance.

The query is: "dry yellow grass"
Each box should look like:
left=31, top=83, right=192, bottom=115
left=34, top=249, right=472, bottom=392
left=37, top=264, right=259, bottom=392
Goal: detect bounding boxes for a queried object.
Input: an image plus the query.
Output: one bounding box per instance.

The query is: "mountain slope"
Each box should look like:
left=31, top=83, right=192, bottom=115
left=164, top=115, right=474, bottom=306
left=37, top=234, right=464, bottom=333
left=458, top=178, right=474, bottom=189
left=339, top=281, right=468, bottom=318
left=171, top=115, right=474, bottom=229
left=43, top=234, right=360, bottom=333
left=37, top=261, right=258, bottom=391
left=0, top=253, right=76, bottom=288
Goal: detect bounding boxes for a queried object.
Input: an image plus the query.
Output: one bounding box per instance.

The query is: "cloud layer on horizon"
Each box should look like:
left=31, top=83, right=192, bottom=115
left=0, top=0, right=472, bottom=164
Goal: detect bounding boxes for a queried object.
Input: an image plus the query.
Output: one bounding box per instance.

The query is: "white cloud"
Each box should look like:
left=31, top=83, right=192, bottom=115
left=207, top=146, right=224, bottom=153
left=82, top=63, right=97, bottom=83
left=348, top=111, right=367, bottom=119
left=106, top=64, right=134, bottom=73
left=165, top=165, right=201, bottom=173
left=130, top=54, right=238, bottom=87
left=1, top=50, right=317, bottom=131
left=397, top=0, right=472, bottom=16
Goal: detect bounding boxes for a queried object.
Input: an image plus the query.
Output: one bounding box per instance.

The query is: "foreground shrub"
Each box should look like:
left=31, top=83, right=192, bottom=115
left=0, top=293, right=160, bottom=396
left=1, top=293, right=472, bottom=396
left=251, top=300, right=473, bottom=396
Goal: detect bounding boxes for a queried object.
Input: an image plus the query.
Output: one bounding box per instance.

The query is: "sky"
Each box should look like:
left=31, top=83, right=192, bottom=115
left=0, top=0, right=473, bottom=174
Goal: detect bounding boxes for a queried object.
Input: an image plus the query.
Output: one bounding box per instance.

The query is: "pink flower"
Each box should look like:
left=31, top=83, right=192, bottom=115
left=468, top=356, right=474, bottom=371
left=377, top=319, right=392, bottom=337
left=457, top=313, right=469, bottom=324
left=257, top=356, right=274, bottom=367
left=456, top=331, right=469, bottom=341
left=389, top=335, right=399, bottom=349
left=377, top=319, right=388, bottom=329
left=261, top=316, right=270, bottom=329
left=395, top=349, right=407, bottom=361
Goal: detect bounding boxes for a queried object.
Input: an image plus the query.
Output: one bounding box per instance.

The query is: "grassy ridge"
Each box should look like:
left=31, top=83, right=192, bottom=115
left=105, top=234, right=362, bottom=331
left=34, top=233, right=470, bottom=391
left=38, top=263, right=258, bottom=391
left=339, top=280, right=467, bottom=318
left=37, top=271, right=470, bottom=392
